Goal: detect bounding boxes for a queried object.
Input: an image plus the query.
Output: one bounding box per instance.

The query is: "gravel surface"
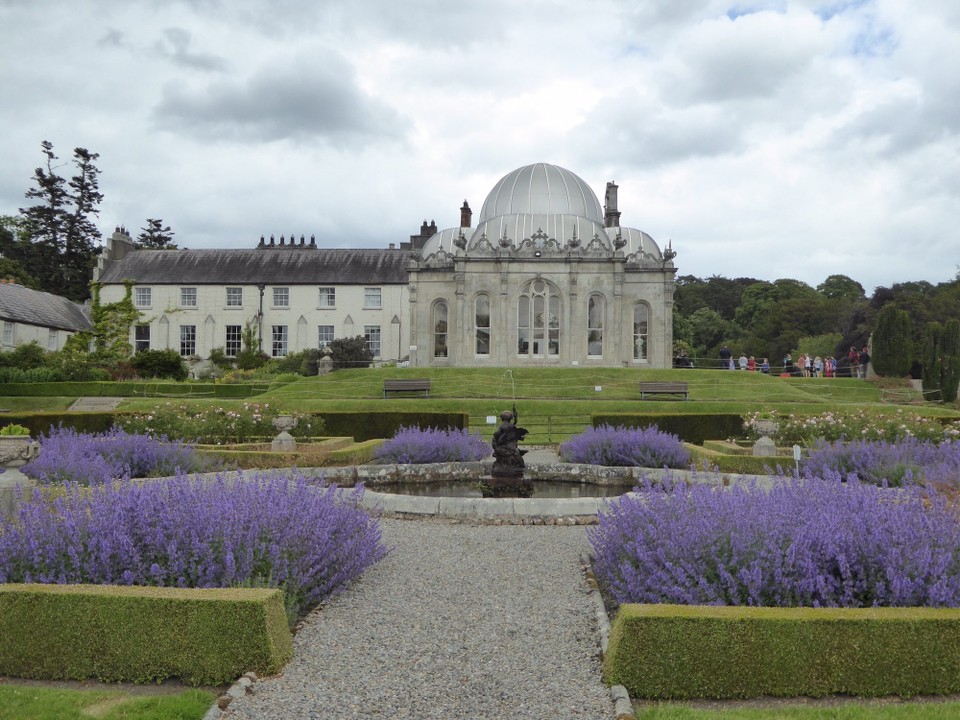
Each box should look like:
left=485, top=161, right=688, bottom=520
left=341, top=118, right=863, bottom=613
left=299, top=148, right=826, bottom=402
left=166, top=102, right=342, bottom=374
left=225, top=518, right=612, bottom=719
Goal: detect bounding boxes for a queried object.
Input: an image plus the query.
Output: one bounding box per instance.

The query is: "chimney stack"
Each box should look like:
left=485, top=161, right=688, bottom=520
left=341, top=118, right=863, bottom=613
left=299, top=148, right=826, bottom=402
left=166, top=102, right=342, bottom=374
left=460, top=200, right=472, bottom=228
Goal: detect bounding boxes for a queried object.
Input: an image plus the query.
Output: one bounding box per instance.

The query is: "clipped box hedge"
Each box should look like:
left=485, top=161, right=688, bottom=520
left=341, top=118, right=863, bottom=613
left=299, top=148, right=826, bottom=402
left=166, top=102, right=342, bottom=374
left=593, top=413, right=745, bottom=446
left=313, top=412, right=468, bottom=441
left=605, top=603, right=960, bottom=699
left=0, top=381, right=273, bottom=398
left=0, top=584, right=293, bottom=686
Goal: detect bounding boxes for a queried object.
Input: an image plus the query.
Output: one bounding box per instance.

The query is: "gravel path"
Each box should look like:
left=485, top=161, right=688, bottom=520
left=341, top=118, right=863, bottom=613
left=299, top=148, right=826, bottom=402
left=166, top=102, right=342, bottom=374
left=225, top=519, right=612, bottom=719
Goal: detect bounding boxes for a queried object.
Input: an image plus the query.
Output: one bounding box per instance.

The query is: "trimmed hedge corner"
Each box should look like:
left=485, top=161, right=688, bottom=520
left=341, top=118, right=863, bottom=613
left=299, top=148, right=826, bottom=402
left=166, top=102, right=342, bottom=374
left=0, top=584, right=293, bottom=686
left=604, top=603, right=960, bottom=699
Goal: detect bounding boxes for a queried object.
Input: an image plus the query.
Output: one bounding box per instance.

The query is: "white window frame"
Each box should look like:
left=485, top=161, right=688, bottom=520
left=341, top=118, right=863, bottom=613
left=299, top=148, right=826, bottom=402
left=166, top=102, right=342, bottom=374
left=433, top=300, right=448, bottom=358
left=318, top=287, right=336, bottom=308
left=633, top=303, right=649, bottom=362
left=587, top=295, right=604, bottom=357
left=364, top=325, right=381, bottom=357
left=225, top=325, right=242, bottom=357
left=134, top=324, right=150, bottom=353
left=272, top=325, right=288, bottom=357
left=134, top=287, right=152, bottom=308
left=179, top=325, right=196, bottom=357
left=47, top=328, right=58, bottom=351
left=364, top=287, right=382, bottom=309
left=475, top=295, right=491, bottom=356
left=226, top=287, right=243, bottom=307
left=180, top=287, right=198, bottom=308
left=318, top=325, right=334, bottom=348
left=272, top=287, right=289, bottom=308
left=2, top=321, right=13, bottom=346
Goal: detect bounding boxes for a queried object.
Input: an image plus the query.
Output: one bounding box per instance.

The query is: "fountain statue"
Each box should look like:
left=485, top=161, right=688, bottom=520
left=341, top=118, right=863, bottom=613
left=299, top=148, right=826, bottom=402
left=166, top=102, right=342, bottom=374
left=485, top=405, right=532, bottom=497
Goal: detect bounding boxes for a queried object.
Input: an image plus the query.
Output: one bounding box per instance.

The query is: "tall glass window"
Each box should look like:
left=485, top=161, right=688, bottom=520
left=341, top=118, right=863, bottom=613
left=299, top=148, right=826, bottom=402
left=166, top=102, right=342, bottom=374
left=633, top=303, right=649, bottom=361
left=47, top=328, right=58, bottom=351
left=517, top=279, right=560, bottom=358
left=475, top=295, right=490, bottom=355
left=179, top=325, right=196, bottom=357
left=225, top=325, right=242, bottom=357
left=587, top=295, right=604, bottom=357
left=272, top=287, right=289, bottom=308
left=364, top=325, right=381, bottom=357
left=272, top=325, right=288, bottom=357
left=318, top=325, right=334, bottom=347
left=433, top=301, right=448, bottom=358
left=135, top=325, right=150, bottom=353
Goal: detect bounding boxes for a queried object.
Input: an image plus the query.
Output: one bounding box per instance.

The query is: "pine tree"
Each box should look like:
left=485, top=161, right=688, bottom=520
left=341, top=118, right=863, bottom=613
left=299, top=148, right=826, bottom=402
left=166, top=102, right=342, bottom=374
left=136, top=219, right=177, bottom=249
left=19, top=140, right=103, bottom=301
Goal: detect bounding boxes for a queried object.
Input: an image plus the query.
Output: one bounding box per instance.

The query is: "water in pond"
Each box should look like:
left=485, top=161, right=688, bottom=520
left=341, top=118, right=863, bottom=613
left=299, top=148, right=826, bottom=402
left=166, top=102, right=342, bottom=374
left=375, top=480, right=636, bottom=499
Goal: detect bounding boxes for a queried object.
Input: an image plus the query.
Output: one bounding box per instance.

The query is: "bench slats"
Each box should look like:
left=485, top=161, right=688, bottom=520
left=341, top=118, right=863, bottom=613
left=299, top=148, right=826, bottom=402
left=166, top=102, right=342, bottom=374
left=383, top=379, right=431, bottom=397
left=639, top=381, right=689, bottom=400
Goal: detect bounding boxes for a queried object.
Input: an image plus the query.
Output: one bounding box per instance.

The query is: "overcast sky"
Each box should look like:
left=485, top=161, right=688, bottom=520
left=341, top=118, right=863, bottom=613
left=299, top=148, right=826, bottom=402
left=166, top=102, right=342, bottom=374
left=2, top=0, right=957, bottom=293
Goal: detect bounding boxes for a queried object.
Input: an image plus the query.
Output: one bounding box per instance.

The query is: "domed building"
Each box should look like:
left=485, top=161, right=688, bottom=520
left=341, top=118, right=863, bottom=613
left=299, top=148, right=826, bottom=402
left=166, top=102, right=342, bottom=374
left=408, top=163, right=677, bottom=368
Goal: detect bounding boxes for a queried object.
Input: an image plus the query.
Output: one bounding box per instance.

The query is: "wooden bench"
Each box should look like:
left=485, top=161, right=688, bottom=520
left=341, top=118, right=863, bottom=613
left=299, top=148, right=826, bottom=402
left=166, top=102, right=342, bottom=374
left=639, top=381, right=689, bottom=400
left=383, top=378, right=431, bottom=398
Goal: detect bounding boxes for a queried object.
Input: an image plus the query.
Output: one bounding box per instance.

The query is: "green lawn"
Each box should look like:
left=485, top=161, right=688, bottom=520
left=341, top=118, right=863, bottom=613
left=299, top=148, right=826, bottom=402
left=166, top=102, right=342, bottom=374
left=0, top=684, right=214, bottom=720
left=636, top=700, right=960, bottom=719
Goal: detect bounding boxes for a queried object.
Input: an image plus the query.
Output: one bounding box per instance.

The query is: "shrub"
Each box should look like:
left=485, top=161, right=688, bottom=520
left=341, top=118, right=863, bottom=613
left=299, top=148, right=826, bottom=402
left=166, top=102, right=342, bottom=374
left=117, top=402, right=318, bottom=444
left=374, top=425, right=488, bottom=463
left=0, top=473, right=387, bottom=620
left=20, top=427, right=211, bottom=485
left=744, top=409, right=960, bottom=445
left=0, top=424, right=30, bottom=436
left=328, top=335, right=373, bottom=370
left=560, top=424, right=690, bottom=468
left=800, top=438, right=960, bottom=487
left=0, top=341, right=48, bottom=369
left=590, top=477, right=960, bottom=608
left=130, top=349, right=188, bottom=381
left=0, top=366, right=63, bottom=383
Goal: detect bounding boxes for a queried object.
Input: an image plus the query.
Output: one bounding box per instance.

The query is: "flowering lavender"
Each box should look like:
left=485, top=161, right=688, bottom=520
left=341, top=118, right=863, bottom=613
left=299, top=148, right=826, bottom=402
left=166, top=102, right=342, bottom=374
left=801, top=438, right=960, bottom=487
left=374, top=426, right=489, bottom=464
left=20, top=427, right=212, bottom=485
left=590, top=477, right=960, bottom=609
left=0, top=472, right=387, bottom=619
left=559, top=424, right=690, bottom=468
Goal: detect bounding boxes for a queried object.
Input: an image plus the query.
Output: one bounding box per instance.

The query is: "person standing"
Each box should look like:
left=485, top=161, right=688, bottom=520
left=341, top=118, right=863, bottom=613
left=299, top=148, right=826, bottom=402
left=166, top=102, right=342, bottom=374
left=747, top=355, right=757, bottom=372
left=738, top=353, right=748, bottom=371
left=858, top=345, right=871, bottom=379
left=719, top=345, right=732, bottom=370
left=814, top=356, right=823, bottom=377
left=760, top=358, right=770, bottom=373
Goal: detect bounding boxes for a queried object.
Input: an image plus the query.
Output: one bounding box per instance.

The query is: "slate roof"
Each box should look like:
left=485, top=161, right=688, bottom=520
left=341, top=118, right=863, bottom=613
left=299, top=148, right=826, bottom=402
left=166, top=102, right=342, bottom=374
left=0, top=283, right=92, bottom=332
left=97, top=248, right=411, bottom=285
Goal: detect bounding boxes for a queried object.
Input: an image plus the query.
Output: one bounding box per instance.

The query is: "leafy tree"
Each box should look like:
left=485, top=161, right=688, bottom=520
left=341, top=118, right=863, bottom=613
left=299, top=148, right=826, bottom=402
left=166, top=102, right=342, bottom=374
left=136, top=218, right=177, bottom=249
left=871, top=305, right=913, bottom=377
left=18, top=141, right=103, bottom=301
left=328, top=335, right=373, bottom=370
left=816, top=274, right=865, bottom=301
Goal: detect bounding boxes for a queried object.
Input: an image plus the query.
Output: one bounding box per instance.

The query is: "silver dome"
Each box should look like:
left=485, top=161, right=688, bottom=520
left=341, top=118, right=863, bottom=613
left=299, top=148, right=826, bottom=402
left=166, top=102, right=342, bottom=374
left=478, top=163, right=603, bottom=223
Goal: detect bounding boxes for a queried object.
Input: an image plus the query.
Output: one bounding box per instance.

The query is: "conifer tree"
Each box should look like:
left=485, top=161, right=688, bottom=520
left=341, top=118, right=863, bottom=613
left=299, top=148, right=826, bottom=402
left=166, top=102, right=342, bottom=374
left=942, top=318, right=960, bottom=403
left=136, top=218, right=177, bottom=249
left=871, top=305, right=912, bottom=377
left=923, top=321, right=943, bottom=398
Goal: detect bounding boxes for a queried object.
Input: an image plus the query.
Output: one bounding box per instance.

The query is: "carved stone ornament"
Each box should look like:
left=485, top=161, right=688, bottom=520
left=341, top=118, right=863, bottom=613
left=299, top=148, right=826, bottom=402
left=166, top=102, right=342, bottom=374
left=468, top=232, right=496, bottom=254
left=420, top=247, right=455, bottom=268
left=453, top=230, right=467, bottom=250
left=0, top=436, right=39, bottom=468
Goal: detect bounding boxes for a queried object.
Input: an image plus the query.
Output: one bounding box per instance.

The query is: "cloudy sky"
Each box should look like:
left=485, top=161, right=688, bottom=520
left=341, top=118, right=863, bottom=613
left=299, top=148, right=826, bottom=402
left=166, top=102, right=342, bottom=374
left=2, top=0, right=957, bottom=293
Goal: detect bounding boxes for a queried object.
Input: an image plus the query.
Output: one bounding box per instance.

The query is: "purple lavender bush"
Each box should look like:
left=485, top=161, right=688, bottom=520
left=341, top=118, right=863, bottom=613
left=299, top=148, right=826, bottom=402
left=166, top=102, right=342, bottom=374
left=590, top=477, right=960, bottom=608
left=559, top=424, right=690, bottom=468
left=0, top=472, right=386, bottom=620
left=20, top=426, right=212, bottom=485
left=801, top=438, right=960, bottom=487
left=374, top=426, right=489, bottom=464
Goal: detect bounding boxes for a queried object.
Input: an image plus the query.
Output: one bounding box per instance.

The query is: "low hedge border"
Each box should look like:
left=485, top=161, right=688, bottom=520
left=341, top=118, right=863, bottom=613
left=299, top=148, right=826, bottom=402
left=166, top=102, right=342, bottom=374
left=686, top=444, right=787, bottom=475
left=0, top=382, right=273, bottom=398
left=604, top=603, right=960, bottom=699
left=0, top=584, right=293, bottom=686
left=593, top=413, right=745, bottom=445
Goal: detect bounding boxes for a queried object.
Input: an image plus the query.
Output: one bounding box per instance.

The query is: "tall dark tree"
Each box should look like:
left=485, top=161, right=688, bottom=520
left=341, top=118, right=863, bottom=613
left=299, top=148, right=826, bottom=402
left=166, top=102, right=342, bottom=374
left=923, top=321, right=944, bottom=399
left=18, top=140, right=103, bottom=301
left=942, top=319, right=960, bottom=403
left=872, top=305, right=913, bottom=377
left=136, top=218, right=177, bottom=249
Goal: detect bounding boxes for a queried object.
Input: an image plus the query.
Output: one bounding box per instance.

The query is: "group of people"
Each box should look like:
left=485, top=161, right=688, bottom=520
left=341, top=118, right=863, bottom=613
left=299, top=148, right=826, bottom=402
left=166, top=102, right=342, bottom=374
left=717, top=345, right=871, bottom=378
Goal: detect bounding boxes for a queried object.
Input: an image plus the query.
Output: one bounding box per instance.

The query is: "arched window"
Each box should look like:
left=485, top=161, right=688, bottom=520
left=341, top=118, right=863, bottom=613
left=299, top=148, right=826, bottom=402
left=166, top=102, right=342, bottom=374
left=633, top=303, right=649, bottom=361
left=517, top=279, right=560, bottom=358
left=587, top=295, right=604, bottom=357
left=433, top=301, right=448, bottom=358
left=475, top=295, right=490, bottom=355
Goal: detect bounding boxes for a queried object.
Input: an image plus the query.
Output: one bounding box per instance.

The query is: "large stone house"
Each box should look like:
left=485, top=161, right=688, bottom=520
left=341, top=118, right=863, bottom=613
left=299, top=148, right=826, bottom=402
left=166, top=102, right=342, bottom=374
left=94, top=163, right=677, bottom=368
left=0, top=280, right=91, bottom=353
